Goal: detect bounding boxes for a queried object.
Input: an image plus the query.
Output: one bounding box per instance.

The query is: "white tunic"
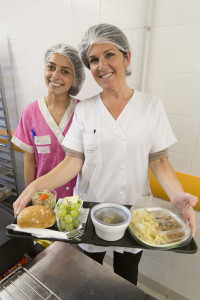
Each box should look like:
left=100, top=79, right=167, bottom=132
left=62, top=90, right=177, bottom=253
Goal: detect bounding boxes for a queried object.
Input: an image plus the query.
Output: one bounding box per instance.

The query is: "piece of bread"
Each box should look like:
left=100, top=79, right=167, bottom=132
left=62, top=195, right=79, bottom=204
left=17, top=205, right=56, bottom=228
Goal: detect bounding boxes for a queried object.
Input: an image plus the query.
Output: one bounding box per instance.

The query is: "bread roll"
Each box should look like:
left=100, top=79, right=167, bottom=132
left=17, top=205, right=56, bottom=228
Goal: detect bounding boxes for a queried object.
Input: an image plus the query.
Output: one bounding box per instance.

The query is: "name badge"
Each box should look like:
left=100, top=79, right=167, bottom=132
left=86, top=145, right=97, bottom=153
left=34, top=135, right=51, bottom=145
left=37, top=146, right=50, bottom=154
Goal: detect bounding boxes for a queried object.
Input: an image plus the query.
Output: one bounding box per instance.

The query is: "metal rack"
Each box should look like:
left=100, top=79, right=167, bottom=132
left=0, top=267, right=61, bottom=299
left=0, top=65, right=19, bottom=199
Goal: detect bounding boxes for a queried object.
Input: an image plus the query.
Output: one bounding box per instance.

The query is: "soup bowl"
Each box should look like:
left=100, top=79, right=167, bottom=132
left=91, top=203, right=131, bottom=241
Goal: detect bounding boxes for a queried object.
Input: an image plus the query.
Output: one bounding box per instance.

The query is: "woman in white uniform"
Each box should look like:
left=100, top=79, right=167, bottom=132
left=13, top=24, right=198, bottom=285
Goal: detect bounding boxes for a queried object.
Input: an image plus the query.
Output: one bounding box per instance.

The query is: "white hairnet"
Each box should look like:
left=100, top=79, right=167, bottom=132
left=78, top=23, right=132, bottom=76
left=45, top=43, right=85, bottom=96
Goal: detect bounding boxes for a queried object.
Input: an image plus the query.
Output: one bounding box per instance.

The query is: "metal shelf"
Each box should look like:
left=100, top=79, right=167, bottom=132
left=0, top=267, right=61, bottom=300
left=0, top=167, right=12, bottom=178
left=0, top=64, right=19, bottom=198
left=0, top=158, right=12, bottom=164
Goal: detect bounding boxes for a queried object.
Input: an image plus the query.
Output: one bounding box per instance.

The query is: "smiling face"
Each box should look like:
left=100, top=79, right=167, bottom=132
left=88, top=43, right=130, bottom=92
left=44, top=53, right=74, bottom=96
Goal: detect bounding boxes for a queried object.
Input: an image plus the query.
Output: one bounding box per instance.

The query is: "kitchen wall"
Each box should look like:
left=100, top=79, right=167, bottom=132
left=140, top=1, right=200, bottom=300
left=0, top=0, right=200, bottom=299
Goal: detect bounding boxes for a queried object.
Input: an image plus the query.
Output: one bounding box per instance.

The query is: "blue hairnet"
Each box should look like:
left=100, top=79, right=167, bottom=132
left=45, top=43, right=85, bottom=96
left=78, top=23, right=132, bottom=76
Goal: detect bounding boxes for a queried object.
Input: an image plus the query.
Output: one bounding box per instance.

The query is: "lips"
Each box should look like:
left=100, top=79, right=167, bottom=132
left=50, top=81, right=63, bottom=87
left=100, top=72, right=113, bottom=79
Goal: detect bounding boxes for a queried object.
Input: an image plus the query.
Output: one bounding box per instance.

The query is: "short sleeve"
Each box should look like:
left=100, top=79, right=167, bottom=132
left=11, top=109, right=34, bottom=153
left=150, top=99, right=177, bottom=153
left=62, top=106, right=83, bottom=153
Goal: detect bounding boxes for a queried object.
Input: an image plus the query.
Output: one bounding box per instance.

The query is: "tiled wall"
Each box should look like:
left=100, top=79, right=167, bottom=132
left=0, top=0, right=200, bottom=299
left=0, top=0, right=147, bottom=192
left=143, top=0, right=200, bottom=178
left=0, top=0, right=147, bottom=116
left=141, top=1, right=200, bottom=299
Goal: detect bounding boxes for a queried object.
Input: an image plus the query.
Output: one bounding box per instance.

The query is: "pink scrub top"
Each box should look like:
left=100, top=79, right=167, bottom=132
left=11, top=98, right=79, bottom=199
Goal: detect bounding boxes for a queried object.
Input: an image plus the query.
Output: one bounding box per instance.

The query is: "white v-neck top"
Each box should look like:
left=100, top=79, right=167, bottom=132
left=63, top=90, right=177, bottom=253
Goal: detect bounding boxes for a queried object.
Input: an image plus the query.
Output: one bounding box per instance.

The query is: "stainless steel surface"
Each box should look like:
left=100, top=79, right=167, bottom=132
left=23, top=242, right=156, bottom=300
left=0, top=267, right=61, bottom=299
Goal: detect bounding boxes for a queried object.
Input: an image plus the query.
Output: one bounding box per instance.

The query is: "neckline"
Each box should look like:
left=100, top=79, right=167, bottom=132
left=37, top=98, right=76, bottom=144
left=44, top=96, right=71, bottom=117
left=98, top=90, right=136, bottom=122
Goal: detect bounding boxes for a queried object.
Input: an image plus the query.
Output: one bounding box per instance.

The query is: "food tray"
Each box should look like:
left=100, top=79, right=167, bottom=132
left=129, top=200, right=192, bottom=250
left=6, top=202, right=198, bottom=254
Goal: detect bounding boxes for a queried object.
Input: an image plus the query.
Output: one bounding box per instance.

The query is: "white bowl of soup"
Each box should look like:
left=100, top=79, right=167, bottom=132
left=91, top=203, right=131, bottom=241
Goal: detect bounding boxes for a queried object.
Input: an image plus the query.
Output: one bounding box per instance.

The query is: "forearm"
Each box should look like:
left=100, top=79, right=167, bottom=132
left=14, top=155, right=83, bottom=216
left=149, top=158, right=184, bottom=201
left=24, top=152, right=36, bottom=186
left=149, top=157, right=198, bottom=235
left=32, top=155, right=83, bottom=191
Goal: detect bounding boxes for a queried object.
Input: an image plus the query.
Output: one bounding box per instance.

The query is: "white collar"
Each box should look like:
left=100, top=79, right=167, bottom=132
left=38, top=97, right=77, bottom=143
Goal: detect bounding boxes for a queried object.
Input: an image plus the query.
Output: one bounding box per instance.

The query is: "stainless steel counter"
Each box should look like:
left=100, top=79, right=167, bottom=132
left=24, top=242, right=155, bottom=300
left=0, top=197, right=156, bottom=300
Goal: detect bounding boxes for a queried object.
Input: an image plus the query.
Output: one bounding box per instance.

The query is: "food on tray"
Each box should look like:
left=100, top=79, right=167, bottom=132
left=32, top=189, right=56, bottom=209
left=129, top=208, right=185, bottom=245
left=91, top=203, right=132, bottom=241
left=95, top=210, right=125, bottom=224
left=60, top=195, right=80, bottom=205
left=17, top=205, right=56, bottom=228
left=55, top=196, right=82, bottom=232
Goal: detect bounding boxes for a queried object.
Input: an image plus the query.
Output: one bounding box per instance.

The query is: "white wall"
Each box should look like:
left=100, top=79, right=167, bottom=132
left=0, top=0, right=147, bottom=193
left=0, top=1, right=200, bottom=299
left=143, top=0, right=200, bottom=178
left=0, top=0, right=147, bottom=116
left=141, top=1, right=200, bottom=300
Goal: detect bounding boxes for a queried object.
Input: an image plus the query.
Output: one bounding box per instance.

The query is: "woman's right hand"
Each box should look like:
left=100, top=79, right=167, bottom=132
left=13, top=156, right=83, bottom=217
left=13, top=182, right=35, bottom=217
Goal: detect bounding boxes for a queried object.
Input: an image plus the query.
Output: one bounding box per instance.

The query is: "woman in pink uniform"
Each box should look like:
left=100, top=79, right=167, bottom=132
left=11, top=44, right=85, bottom=198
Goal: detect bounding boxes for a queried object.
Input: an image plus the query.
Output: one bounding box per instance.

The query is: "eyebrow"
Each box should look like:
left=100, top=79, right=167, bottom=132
left=47, top=61, right=72, bottom=70
left=88, top=48, right=117, bottom=59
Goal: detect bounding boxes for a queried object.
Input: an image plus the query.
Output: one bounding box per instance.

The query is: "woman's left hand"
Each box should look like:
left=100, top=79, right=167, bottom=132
left=170, top=192, right=198, bottom=236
